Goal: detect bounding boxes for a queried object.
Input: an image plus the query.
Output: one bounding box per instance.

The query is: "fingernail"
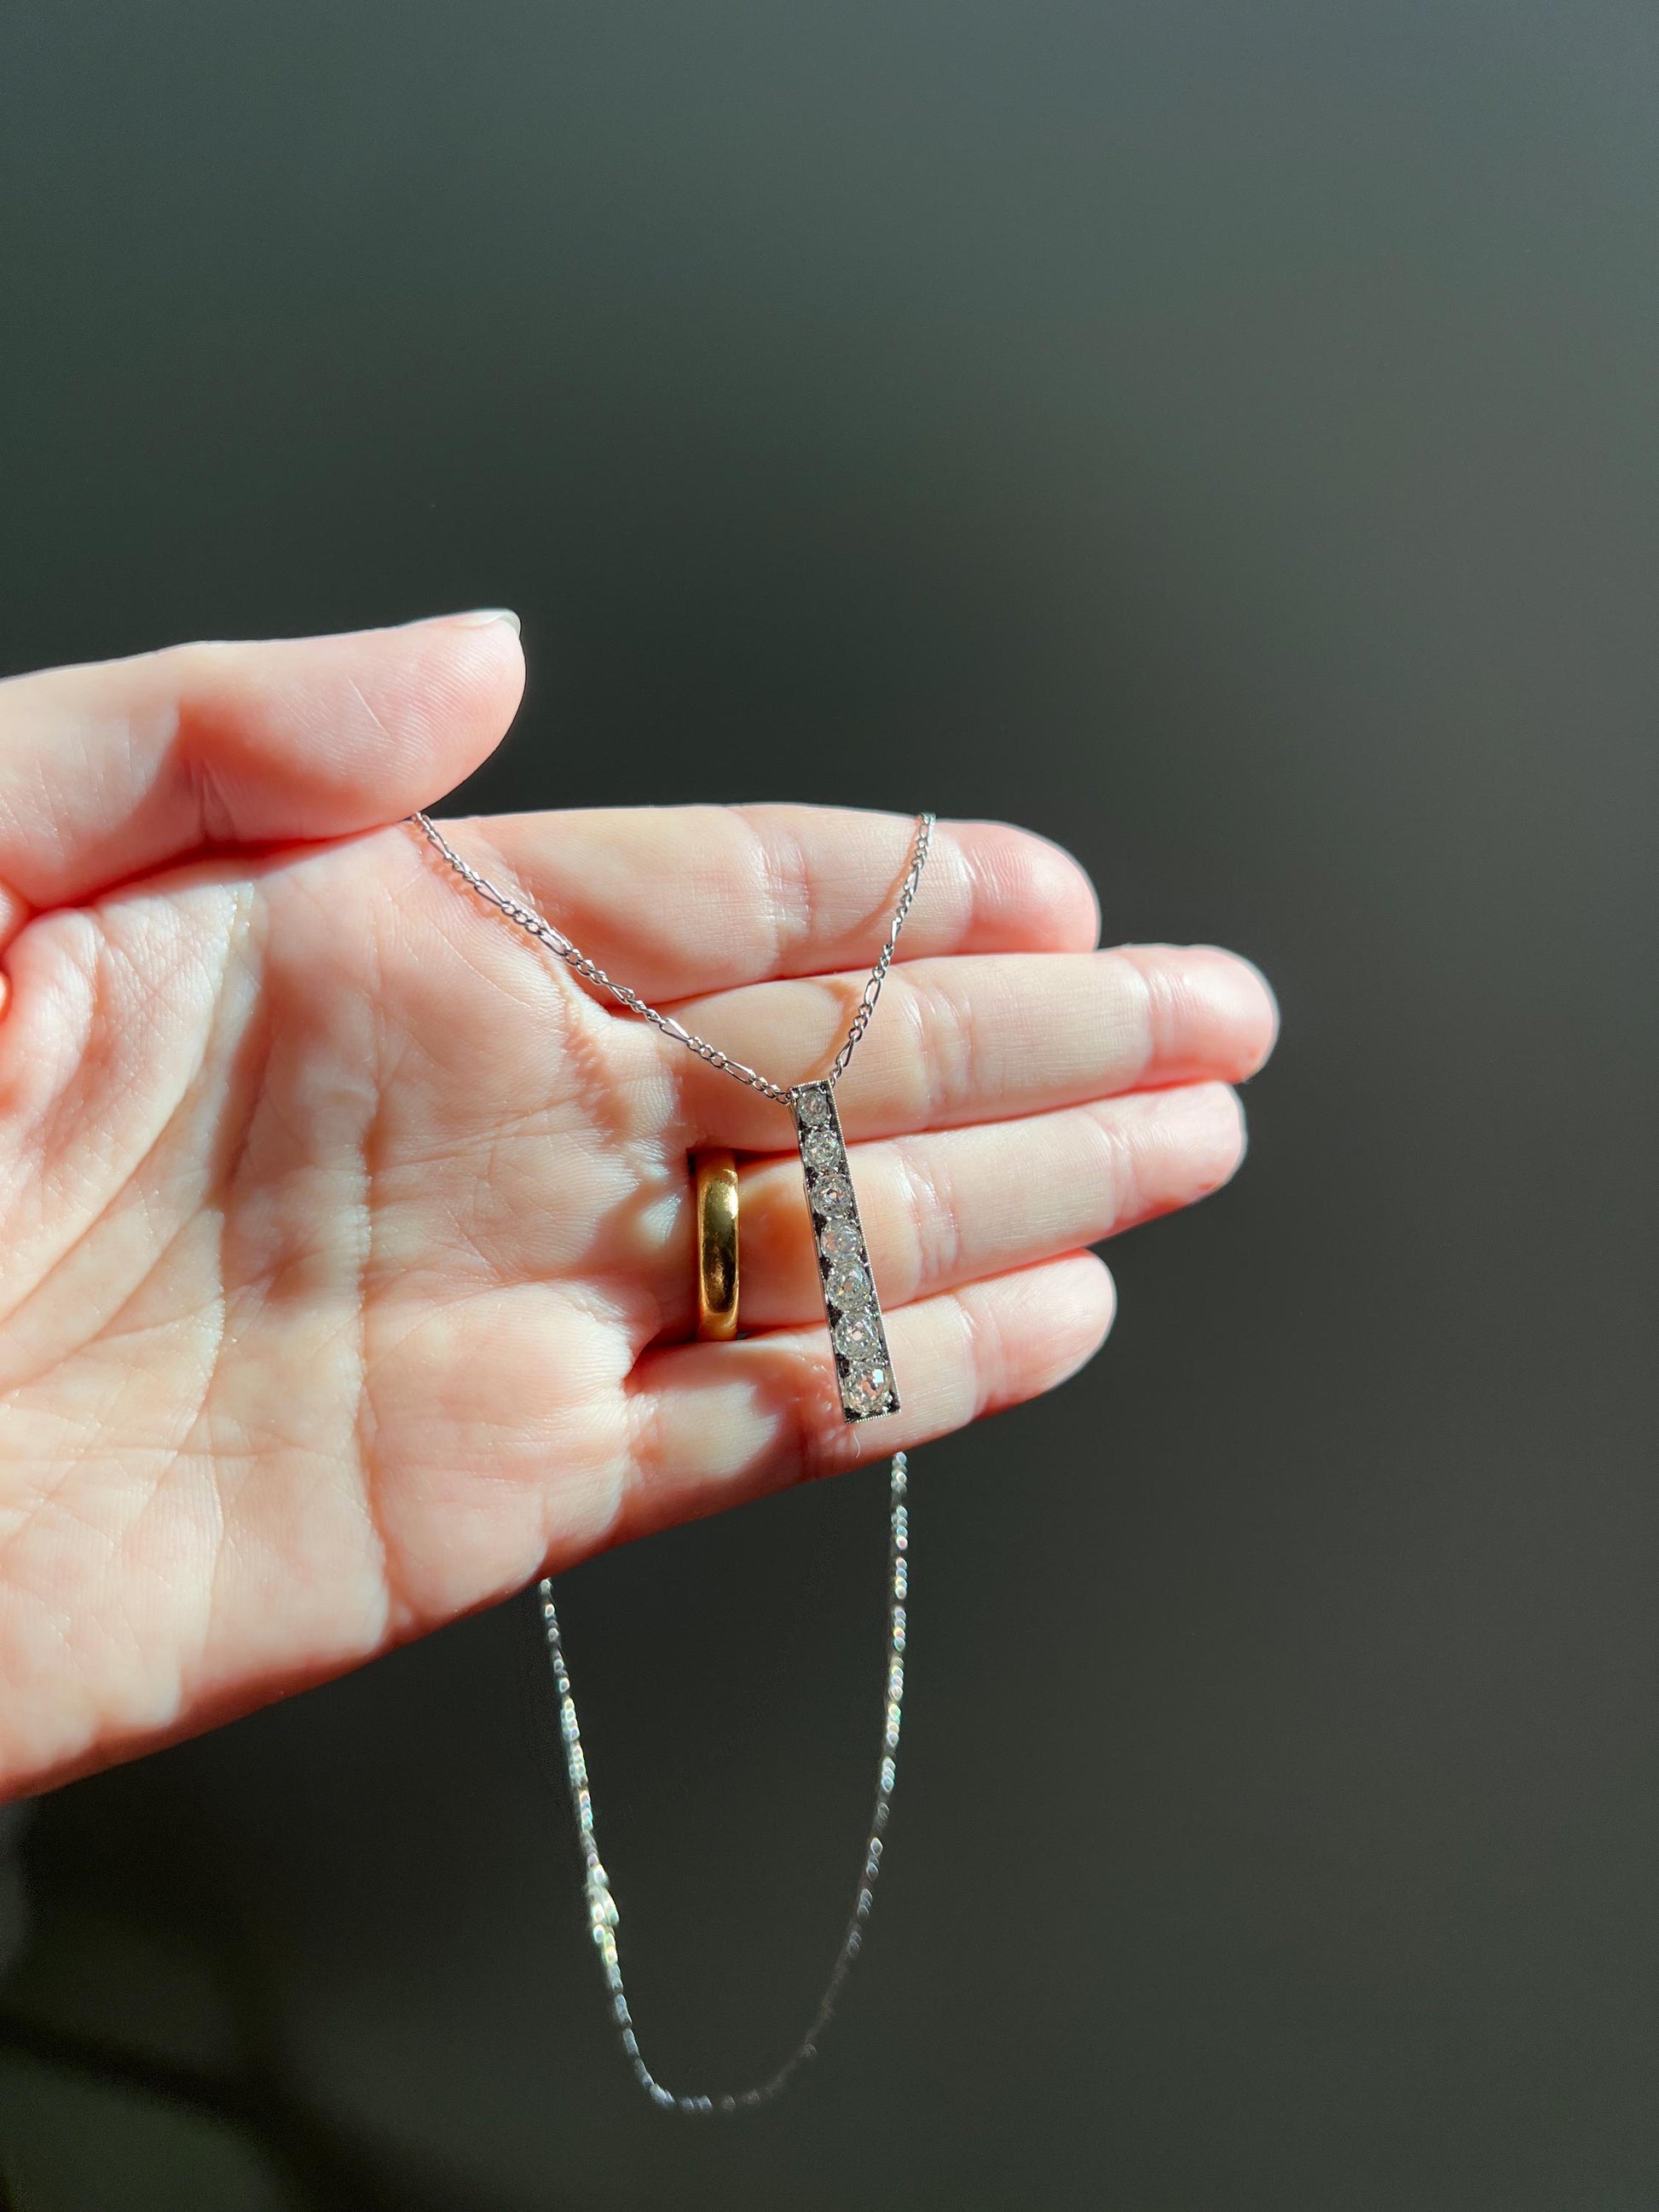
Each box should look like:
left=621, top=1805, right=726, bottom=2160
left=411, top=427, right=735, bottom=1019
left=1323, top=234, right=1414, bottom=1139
left=1186, top=948, right=1280, bottom=1072
left=1161, top=1081, right=1247, bottom=1181
left=402, top=608, right=521, bottom=634
left=444, top=608, right=521, bottom=633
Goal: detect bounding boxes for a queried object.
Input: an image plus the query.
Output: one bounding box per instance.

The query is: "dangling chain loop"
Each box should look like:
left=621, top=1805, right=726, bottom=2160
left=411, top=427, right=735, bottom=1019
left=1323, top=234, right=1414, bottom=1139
left=539, top=1458, right=910, bottom=2112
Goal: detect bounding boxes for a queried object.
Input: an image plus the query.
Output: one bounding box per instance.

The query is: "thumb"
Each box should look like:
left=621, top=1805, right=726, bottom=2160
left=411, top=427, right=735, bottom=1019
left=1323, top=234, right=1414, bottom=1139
left=0, top=611, right=525, bottom=929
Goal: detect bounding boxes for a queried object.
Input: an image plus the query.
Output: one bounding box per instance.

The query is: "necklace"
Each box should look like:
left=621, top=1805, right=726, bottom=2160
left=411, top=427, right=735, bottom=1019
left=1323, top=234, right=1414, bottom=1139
left=412, top=809, right=934, bottom=2112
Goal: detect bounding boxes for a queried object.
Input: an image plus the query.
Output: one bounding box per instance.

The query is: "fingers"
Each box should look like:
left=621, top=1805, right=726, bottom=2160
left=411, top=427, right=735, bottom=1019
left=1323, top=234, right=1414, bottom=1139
left=668, top=944, right=1278, bottom=1147
left=656, top=1083, right=1246, bottom=1335
left=0, top=614, right=523, bottom=927
left=619, top=1253, right=1114, bottom=1542
left=435, top=804, right=1100, bottom=1002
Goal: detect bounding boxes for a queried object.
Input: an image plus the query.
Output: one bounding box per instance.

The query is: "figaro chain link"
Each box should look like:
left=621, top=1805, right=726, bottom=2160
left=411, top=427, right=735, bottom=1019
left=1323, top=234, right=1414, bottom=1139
left=410, top=810, right=935, bottom=1106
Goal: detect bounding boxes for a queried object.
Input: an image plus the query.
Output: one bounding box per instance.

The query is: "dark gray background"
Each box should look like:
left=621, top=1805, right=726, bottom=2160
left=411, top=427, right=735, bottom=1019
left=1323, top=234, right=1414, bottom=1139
left=1, top=3, right=1656, bottom=2206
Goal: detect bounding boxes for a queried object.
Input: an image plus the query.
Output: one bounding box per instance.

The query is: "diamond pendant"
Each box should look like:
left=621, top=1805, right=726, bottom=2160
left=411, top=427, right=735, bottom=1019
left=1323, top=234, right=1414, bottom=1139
left=791, top=1082, right=899, bottom=1422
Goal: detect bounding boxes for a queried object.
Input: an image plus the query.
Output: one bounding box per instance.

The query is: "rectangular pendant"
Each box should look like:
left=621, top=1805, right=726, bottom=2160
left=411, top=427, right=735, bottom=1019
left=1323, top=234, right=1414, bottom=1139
left=791, top=1082, right=899, bottom=1423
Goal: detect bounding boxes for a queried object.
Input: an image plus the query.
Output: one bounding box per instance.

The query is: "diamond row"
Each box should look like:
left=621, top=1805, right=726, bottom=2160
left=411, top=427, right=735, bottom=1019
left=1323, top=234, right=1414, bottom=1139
left=792, top=1082, right=899, bottom=1420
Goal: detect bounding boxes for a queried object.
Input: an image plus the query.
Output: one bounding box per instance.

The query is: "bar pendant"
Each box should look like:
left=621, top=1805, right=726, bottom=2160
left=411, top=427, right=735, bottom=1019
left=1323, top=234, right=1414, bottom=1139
left=790, top=1082, right=899, bottom=1423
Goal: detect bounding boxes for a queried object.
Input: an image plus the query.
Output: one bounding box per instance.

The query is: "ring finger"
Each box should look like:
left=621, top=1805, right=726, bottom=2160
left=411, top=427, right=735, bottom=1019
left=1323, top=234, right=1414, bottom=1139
left=659, top=1078, right=1246, bottom=1341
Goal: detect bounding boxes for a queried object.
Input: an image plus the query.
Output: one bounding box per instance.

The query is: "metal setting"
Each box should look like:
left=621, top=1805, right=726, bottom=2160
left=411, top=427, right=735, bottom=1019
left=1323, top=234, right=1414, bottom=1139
left=538, top=1454, right=910, bottom=2113
left=792, top=1082, right=899, bottom=1421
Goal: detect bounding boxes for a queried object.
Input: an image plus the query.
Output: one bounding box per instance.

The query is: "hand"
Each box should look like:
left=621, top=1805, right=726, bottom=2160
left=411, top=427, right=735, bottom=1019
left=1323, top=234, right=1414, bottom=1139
left=0, top=615, right=1276, bottom=1797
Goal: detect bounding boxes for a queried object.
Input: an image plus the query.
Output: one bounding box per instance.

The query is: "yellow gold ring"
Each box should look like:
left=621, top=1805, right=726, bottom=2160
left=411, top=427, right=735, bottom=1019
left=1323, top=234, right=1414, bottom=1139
left=693, top=1149, right=739, bottom=1340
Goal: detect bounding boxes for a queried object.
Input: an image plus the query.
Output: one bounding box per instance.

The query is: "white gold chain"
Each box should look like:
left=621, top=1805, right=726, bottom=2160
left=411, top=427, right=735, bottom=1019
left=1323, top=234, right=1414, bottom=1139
left=539, top=1456, right=909, bottom=2113
left=410, top=810, right=934, bottom=1106
left=412, top=810, right=932, bottom=2111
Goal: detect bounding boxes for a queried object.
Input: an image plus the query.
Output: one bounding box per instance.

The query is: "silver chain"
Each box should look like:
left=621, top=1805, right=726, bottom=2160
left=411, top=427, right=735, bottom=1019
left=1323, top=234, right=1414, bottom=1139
left=410, top=810, right=935, bottom=1106
left=540, top=1455, right=909, bottom=2114
left=414, top=808, right=933, bottom=2111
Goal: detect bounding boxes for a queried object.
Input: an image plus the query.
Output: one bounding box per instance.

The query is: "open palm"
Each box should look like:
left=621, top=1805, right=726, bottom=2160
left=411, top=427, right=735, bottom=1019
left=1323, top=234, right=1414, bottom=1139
left=0, top=615, right=1275, bottom=1799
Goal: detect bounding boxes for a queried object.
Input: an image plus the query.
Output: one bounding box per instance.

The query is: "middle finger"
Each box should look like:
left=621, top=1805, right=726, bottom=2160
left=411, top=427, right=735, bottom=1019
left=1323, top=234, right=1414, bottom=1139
left=667, top=944, right=1276, bottom=1148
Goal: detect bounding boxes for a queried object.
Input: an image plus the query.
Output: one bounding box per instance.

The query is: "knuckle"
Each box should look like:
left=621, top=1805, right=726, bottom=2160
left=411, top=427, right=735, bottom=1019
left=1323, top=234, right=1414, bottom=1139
left=903, top=966, right=978, bottom=1120
left=887, top=1137, right=959, bottom=1297
left=1084, top=1101, right=1140, bottom=1229
left=1104, top=950, right=1161, bottom=1083
left=738, top=807, right=816, bottom=976
left=951, top=1282, right=1006, bottom=1418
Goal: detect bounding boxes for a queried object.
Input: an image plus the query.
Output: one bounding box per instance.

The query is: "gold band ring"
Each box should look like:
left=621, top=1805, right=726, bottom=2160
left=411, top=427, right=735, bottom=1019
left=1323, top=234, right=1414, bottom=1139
left=693, top=1149, right=740, bottom=1340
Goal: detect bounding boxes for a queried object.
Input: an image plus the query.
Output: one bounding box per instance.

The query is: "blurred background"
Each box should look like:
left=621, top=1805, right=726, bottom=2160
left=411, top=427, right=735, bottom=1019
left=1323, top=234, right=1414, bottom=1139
left=1, top=3, right=1656, bottom=2205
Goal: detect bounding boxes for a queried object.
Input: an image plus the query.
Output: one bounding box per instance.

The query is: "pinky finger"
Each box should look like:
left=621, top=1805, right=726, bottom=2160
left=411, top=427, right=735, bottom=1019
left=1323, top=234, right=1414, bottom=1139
left=620, top=1252, right=1114, bottom=1544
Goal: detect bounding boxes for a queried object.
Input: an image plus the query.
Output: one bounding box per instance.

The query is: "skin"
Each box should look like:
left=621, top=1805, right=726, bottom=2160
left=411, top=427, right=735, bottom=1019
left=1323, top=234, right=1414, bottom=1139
left=0, top=612, right=1276, bottom=1801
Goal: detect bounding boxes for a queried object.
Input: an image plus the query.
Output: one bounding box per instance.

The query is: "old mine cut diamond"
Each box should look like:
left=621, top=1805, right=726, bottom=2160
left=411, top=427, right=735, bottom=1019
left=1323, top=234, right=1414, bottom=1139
left=809, top=1170, right=854, bottom=1216
left=834, top=1312, right=882, bottom=1362
left=818, top=1216, right=862, bottom=1262
left=801, top=1127, right=841, bottom=1172
left=846, top=1366, right=894, bottom=1416
left=795, top=1087, right=834, bottom=1128
left=826, top=1259, right=873, bottom=1310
